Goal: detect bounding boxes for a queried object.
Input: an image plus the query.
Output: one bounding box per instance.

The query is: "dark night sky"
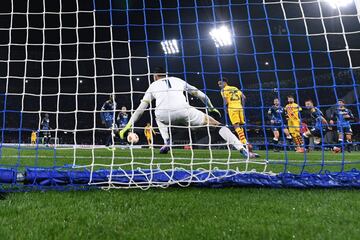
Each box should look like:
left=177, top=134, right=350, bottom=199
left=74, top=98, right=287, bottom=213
left=0, top=0, right=359, bottom=143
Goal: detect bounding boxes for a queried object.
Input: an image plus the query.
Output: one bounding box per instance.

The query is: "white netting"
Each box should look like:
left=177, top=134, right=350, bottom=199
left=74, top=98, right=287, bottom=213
left=0, top=0, right=359, bottom=189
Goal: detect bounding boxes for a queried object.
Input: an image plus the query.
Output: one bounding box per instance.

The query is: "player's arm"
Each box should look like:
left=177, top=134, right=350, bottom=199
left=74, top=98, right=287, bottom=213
left=267, top=108, right=272, bottom=118
left=119, top=90, right=152, bottom=139
left=220, top=90, right=228, bottom=106
left=346, top=109, right=354, bottom=120
left=185, top=83, right=221, bottom=117
left=284, top=106, right=290, bottom=121
left=100, top=102, right=107, bottom=123
left=120, top=101, right=149, bottom=137
left=329, top=110, right=337, bottom=126
left=321, top=116, right=328, bottom=125
left=241, top=92, right=246, bottom=107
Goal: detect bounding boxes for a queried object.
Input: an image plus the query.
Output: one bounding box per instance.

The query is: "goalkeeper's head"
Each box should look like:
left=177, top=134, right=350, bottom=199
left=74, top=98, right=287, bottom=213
left=153, top=66, right=166, bottom=81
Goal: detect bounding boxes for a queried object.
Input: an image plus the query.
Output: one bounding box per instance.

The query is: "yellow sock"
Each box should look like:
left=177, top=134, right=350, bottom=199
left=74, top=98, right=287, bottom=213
left=235, top=127, right=247, bottom=144
left=292, top=134, right=303, bottom=147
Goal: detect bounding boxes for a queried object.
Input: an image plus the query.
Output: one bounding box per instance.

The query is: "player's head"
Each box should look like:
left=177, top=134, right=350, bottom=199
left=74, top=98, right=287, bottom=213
left=305, top=99, right=314, bottom=108
left=146, top=122, right=150, bottom=127
left=287, top=95, right=295, bottom=103
left=121, top=106, right=127, bottom=112
left=273, top=98, right=279, bottom=106
left=44, top=113, right=49, bottom=118
left=217, top=77, right=229, bottom=89
left=109, top=94, right=115, bottom=102
left=153, top=66, right=166, bottom=81
left=338, top=99, right=345, bottom=108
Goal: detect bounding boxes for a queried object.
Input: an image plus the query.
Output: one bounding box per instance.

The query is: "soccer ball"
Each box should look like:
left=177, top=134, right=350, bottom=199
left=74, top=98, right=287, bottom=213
left=333, top=146, right=341, bottom=154
left=127, top=132, right=139, bottom=144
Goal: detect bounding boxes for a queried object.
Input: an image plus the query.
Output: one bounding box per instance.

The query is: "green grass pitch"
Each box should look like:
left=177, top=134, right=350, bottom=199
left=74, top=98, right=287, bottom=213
left=0, top=146, right=359, bottom=239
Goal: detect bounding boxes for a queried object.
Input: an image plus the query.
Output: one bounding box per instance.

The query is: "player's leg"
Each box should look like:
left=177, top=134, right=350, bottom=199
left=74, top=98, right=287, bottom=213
left=104, top=121, right=116, bottom=149
left=302, top=128, right=316, bottom=152
left=155, top=118, right=171, bottom=154
left=282, top=127, right=293, bottom=150
left=146, top=135, right=151, bottom=148
left=43, top=131, right=50, bottom=145
left=345, top=127, right=353, bottom=153
left=149, top=136, right=153, bottom=148
left=189, top=108, right=258, bottom=158
left=337, top=129, right=344, bottom=151
left=233, top=124, right=247, bottom=144
left=229, top=109, right=247, bottom=144
left=272, top=128, right=280, bottom=152
left=288, top=122, right=304, bottom=152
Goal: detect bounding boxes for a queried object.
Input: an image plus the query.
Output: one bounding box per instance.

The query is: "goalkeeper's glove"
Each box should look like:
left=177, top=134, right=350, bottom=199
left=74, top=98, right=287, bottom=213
left=209, top=108, right=221, bottom=118
left=119, top=123, right=132, bottom=139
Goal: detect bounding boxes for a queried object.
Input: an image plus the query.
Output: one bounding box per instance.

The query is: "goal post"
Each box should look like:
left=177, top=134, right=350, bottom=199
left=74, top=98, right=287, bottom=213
left=0, top=0, right=360, bottom=190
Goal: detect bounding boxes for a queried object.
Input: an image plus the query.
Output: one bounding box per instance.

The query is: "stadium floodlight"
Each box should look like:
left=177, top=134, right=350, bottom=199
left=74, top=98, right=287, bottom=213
left=209, top=26, right=233, bottom=48
left=324, top=0, right=353, bottom=8
left=161, top=39, right=180, bottom=54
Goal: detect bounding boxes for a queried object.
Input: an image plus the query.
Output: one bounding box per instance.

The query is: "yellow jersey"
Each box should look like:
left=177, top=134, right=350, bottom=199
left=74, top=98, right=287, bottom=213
left=144, top=126, right=155, bottom=137
left=221, top=85, right=243, bottom=109
left=31, top=131, right=36, bottom=140
left=285, top=103, right=302, bottom=122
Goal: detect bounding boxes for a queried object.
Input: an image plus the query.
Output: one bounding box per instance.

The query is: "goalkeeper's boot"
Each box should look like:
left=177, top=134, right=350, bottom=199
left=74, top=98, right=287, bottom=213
left=240, top=149, right=260, bottom=159
left=159, top=140, right=171, bottom=154
left=160, top=145, right=170, bottom=154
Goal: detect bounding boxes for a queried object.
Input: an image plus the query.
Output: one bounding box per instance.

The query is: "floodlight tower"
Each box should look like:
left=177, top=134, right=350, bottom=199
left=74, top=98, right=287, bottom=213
left=209, top=26, right=233, bottom=48
left=161, top=40, right=180, bottom=54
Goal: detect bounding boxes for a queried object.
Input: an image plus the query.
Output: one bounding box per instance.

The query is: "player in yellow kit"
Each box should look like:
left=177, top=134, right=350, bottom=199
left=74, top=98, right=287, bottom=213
left=31, top=131, right=37, bottom=145
left=144, top=123, right=156, bottom=148
left=285, top=95, right=304, bottom=153
left=218, top=78, right=252, bottom=150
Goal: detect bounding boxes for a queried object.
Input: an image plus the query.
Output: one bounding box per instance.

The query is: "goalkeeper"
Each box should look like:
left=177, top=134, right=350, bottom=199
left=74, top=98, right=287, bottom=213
left=119, top=67, right=259, bottom=158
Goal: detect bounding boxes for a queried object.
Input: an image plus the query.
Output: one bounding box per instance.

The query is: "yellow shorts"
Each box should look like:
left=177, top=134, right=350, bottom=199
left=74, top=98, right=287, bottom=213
left=228, top=108, right=245, bottom=125
left=145, top=134, right=151, bottom=140
left=287, top=121, right=300, bottom=136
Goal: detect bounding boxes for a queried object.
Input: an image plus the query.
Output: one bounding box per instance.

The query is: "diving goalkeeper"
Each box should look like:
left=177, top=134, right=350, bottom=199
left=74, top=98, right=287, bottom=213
left=119, top=67, right=259, bottom=158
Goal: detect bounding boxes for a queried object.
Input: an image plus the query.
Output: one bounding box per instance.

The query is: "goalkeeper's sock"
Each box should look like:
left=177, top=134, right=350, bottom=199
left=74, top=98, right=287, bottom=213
left=156, top=119, right=170, bottom=144
left=235, top=127, right=247, bottom=144
left=219, top=126, right=244, bottom=151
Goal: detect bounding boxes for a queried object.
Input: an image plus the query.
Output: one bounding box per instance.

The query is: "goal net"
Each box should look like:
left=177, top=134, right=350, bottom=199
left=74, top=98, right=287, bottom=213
left=1, top=0, right=360, bottom=190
